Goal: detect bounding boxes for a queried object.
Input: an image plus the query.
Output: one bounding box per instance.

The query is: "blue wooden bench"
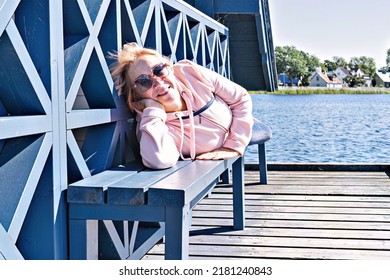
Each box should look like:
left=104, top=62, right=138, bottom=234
left=67, top=118, right=270, bottom=260
left=221, top=120, right=272, bottom=184
left=249, top=120, right=272, bottom=184
left=67, top=135, right=245, bottom=260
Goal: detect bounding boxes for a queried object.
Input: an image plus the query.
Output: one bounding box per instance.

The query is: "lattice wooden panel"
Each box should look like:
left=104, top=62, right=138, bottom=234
left=0, top=0, right=229, bottom=259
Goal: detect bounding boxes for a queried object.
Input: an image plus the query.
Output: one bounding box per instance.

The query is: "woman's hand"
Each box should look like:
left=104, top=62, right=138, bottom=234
left=196, top=147, right=240, bottom=160
left=133, top=99, right=165, bottom=111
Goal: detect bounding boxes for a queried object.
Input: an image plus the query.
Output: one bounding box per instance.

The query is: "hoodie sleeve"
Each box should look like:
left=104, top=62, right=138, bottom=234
left=187, top=62, right=254, bottom=155
left=137, top=107, right=180, bottom=169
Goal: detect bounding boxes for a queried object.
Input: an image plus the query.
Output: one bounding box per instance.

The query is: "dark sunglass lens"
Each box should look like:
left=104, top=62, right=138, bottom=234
left=153, top=64, right=167, bottom=77
left=135, top=77, right=153, bottom=89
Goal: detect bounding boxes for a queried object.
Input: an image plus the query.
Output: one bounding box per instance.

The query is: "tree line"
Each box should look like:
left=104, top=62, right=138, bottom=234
left=274, top=45, right=389, bottom=87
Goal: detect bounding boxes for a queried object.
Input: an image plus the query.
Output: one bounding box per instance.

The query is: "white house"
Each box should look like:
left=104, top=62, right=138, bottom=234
left=310, top=68, right=343, bottom=88
left=349, top=68, right=365, bottom=78
left=335, top=67, right=350, bottom=84
left=335, top=67, right=371, bottom=87
left=350, top=68, right=372, bottom=86
left=374, top=70, right=390, bottom=87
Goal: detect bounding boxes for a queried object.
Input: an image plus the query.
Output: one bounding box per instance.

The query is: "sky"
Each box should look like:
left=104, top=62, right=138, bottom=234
left=268, top=0, right=390, bottom=67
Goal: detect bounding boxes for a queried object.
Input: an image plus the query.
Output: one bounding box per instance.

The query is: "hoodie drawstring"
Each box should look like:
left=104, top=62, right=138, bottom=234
left=175, top=92, right=196, bottom=160
left=175, top=92, right=215, bottom=160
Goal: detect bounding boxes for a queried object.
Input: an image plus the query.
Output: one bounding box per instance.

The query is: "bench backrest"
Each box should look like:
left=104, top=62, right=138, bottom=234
left=0, top=224, right=24, bottom=260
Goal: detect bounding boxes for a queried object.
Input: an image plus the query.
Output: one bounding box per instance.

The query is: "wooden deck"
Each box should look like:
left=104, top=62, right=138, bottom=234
left=143, top=167, right=390, bottom=260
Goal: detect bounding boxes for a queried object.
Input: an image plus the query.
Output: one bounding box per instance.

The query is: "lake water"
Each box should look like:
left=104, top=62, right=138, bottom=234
left=244, top=94, right=390, bottom=163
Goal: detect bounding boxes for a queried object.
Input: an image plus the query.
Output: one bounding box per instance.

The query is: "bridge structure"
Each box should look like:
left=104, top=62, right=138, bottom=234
left=187, top=0, right=277, bottom=91
left=0, top=0, right=276, bottom=259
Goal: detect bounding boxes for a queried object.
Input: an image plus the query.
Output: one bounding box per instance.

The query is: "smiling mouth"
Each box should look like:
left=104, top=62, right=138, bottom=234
left=157, top=91, right=168, bottom=98
left=157, top=87, right=171, bottom=98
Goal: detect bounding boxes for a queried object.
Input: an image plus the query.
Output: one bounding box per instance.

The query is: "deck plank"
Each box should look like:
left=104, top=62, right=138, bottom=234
left=143, top=169, right=390, bottom=260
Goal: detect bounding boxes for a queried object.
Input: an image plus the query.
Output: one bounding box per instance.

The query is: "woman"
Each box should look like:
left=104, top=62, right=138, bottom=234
left=110, top=42, right=253, bottom=169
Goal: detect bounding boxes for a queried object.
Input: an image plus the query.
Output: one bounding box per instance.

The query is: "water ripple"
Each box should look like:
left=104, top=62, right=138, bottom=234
left=245, top=94, right=390, bottom=163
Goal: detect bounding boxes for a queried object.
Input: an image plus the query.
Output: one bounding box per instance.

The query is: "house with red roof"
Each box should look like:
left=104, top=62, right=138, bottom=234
left=309, top=68, right=343, bottom=88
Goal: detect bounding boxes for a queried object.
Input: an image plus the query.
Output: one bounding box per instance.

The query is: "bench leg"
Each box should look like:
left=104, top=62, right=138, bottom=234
left=220, top=169, right=230, bottom=184
left=258, top=143, right=268, bottom=184
left=164, top=204, right=191, bottom=260
left=232, top=157, right=245, bottom=230
left=69, top=219, right=87, bottom=260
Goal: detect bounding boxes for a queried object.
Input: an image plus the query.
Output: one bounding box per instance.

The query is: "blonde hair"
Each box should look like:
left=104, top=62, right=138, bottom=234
left=109, top=42, right=172, bottom=109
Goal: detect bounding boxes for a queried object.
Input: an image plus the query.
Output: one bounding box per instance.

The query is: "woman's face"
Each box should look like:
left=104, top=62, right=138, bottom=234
left=128, top=54, right=182, bottom=112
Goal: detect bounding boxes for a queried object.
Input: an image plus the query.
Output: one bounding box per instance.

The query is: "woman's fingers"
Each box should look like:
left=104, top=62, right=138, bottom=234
left=196, top=148, right=239, bottom=160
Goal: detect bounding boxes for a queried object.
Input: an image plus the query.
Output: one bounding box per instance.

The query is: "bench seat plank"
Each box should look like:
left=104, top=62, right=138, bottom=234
left=148, top=158, right=237, bottom=208
left=107, top=160, right=192, bottom=205
left=67, top=161, right=144, bottom=204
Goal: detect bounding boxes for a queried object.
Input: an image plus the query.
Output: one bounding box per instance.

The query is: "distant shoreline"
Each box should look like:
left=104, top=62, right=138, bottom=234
left=250, top=87, right=390, bottom=95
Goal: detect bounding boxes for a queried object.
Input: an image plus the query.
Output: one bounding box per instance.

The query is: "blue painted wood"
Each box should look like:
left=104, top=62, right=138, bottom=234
left=249, top=120, right=272, bottom=184
left=0, top=99, right=6, bottom=116
left=258, top=143, right=268, bottom=184
left=147, top=159, right=235, bottom=207
left=84, top=0, right=101, bottom=23
left=0, top=223, right=24, bottom=260
left=17, top=158, right=67, bottom=260
left=221, top=120, right=272, bottom=184
left=67, top=156, right=243, bottom=259
left=107, top=160, right=192, bottom=205
left=15, top=0, right=51, bottom=94
left=219, top=168, right=230, bottom=183
left=81, top=123, right=117, bottom=174
left=1, top=0, right=245, bottom=260
left=0, top=33, right=45, bottom=115
left=213, top=0, right=277, bottom=91
left=63, top=0, right=89, bottom=36
left=69, top=219, right=87, bottom=260
left=97, top=220, right=166, bottom=260
left=98, top=220, right=166, bottom=259
left=0, top=135, right=44, bottom=230
left=68, top=160, right=192, bottom=205
left=249, top=120, right=272, bottom=146
left=188, top=178, right=220, bottom=209
left=213, top=0, right=259, bottom=13
left=82, top=51, right=116, bottom=109
left=255, top=0, right=277, bottom=92
left=131, top=0, right=152, bottom=34
left=165, top=10, right=181, bottom=42
left=66, top=109, right=132, bottom=130
left=232, top=156, right=245, bottom=229
left=164, top=204, right=190, bottom=259
left=0, top=116, right=51, bottom=140
left=127, top=224, right=165, bottom=260
left=69, top=203, right=165, bottom=222
left=67, top=161, right=144, bottom=204
left=98, top=0, right=118, bottom=68
left=63, top=37, right=88, bottom=95
left=192, top=0, right=215, bottom=17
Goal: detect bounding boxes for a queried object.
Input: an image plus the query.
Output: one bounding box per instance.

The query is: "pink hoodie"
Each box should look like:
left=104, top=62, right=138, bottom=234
left=136, top=60, right=253, bottom=169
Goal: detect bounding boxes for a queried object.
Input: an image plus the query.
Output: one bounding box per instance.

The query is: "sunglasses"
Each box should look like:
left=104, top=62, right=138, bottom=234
left=133, top=63, right=170, bottom=91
